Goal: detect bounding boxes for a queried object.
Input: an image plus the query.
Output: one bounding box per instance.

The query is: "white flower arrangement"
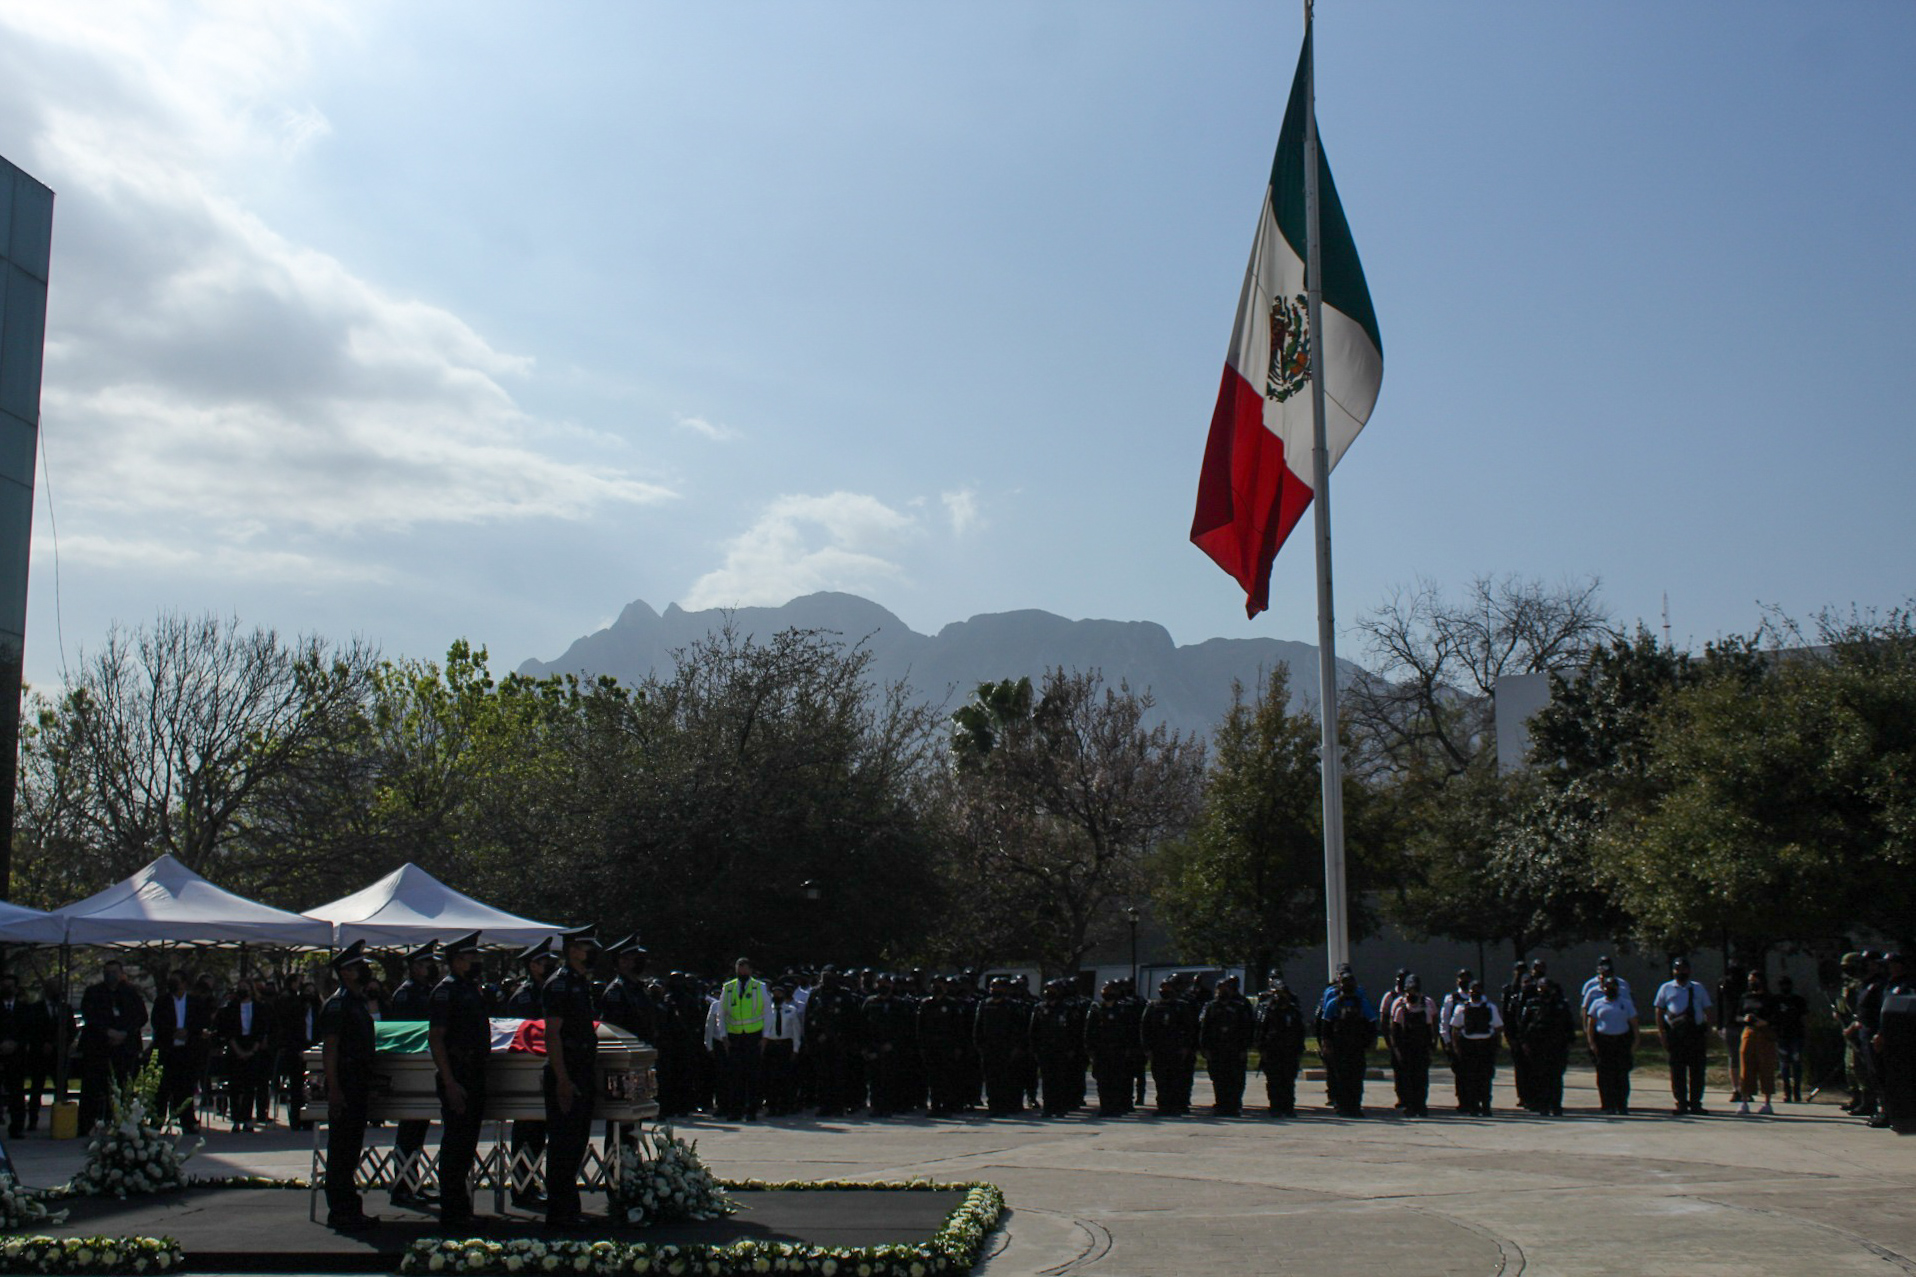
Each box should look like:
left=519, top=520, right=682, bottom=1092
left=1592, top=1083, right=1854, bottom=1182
left=69, top=1077, right=200, bottom=1200
left=607, top=1127, right=737, bottom=1228
left=0, top=1175, right=69, bottom=1232
left=398, top=1181, right=1006, bottom=1277
left=0, top=1235, right=181, bottom=1274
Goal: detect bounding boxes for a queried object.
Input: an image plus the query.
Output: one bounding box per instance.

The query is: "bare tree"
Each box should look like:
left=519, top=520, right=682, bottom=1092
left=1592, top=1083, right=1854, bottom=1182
left=17, top=613, right=377, bottom=893
left=1348, top=574, right=1615, bottom=779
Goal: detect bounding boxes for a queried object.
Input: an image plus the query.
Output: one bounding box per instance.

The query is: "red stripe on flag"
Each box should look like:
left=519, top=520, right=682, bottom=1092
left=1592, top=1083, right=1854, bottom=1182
left=1190, top=366, right=1313, bottom=618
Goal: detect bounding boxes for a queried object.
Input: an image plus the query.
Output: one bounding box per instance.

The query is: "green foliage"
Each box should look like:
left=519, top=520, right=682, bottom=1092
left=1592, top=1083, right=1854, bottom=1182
left=1154, top=666, right=1380, bottom=973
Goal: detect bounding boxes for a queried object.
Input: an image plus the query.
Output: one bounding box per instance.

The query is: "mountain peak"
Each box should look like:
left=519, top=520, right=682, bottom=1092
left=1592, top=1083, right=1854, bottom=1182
left=520, top=593, right=1348, bottom=737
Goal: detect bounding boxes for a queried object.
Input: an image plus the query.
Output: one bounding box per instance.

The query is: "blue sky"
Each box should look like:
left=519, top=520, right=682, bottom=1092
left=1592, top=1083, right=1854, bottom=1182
left=1, top=2, right=1911, bottom=690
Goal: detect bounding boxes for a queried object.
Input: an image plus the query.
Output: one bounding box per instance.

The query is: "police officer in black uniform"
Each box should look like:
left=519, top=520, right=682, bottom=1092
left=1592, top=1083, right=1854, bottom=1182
left=1316, top=969, right=1377, bottom=1117
left=1255, top=976, right=1306, bottom=1117
left=320, top=941, right=378, bottom=1232
left=1141, top=978, right=1199, bottom=1116
left=541, top=925, right=600, bottom=1228
left=505, top=937, right=555, bottom=1208
left=1085, top=980, right=1137, bottom=1116
left=384, top=943, right=438, bottom=1209
left=973, top=978, right=1028, bottom=1115
left=802, top=966, right=860, bottom=1117
left=1199, top=974, right=1256, bottom=1116
left=429, top=932, right=489, bottom=1230
left=597, top=936, right=656, bottom=1044
left=1028, top=980, right=1080, bottom=1117
left=917, top=975, right=971, bottom=1117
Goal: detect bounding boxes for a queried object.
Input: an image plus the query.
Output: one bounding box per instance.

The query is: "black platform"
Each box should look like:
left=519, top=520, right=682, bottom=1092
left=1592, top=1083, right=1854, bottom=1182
left=41, top=1187, right=968, bottom=1272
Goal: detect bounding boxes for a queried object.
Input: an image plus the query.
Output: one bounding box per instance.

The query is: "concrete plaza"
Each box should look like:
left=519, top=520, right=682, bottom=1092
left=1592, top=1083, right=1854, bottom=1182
left=7, top=1067, right=1909, bottom=1276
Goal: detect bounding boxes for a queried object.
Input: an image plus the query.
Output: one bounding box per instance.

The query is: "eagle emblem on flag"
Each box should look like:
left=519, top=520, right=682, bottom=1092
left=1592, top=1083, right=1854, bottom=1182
left=1266, top=293, right=1312, bottom=402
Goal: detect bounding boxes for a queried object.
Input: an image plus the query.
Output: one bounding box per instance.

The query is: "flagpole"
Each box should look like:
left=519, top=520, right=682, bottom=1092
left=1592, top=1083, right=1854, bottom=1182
left=1302, top=0, right=1351, bottom=983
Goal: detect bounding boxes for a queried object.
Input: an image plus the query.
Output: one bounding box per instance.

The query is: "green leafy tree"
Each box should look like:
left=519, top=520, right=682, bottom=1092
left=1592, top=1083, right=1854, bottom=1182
left=1154, top=665, right=1382, bottom=977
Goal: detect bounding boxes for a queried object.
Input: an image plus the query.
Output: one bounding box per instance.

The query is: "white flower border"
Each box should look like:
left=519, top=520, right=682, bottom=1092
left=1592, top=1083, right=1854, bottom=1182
left=0, top=1237, right=182, bottom=1275
left=401, top=1181, right=1007, bottom=1277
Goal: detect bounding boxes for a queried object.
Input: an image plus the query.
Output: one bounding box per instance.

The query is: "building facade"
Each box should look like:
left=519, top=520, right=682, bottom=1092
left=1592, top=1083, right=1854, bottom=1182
left=0, top=155, right=54, bottom=898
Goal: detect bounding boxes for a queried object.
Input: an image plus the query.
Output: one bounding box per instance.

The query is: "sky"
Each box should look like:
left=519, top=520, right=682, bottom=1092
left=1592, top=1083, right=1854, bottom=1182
left=0, top=1, right=1911, bottom=691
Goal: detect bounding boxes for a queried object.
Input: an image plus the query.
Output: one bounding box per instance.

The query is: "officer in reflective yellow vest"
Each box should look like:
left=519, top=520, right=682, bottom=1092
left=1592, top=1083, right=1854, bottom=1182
left=719, top=958, right=769, bottom=1122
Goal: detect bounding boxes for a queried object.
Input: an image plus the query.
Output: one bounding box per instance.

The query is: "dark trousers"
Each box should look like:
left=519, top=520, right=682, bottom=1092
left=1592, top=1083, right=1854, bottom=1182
left=393, top=1119, right=431, bottom=1193
left=762, top=1040, right=797, bottom=1114
left=810, top=1043, right=851, bottom=1115
left=1207, top=1053, right=1247, bottom=1115
left=509, top=1122, right=546, bottom=1195
left=1149, top=1050, right=1192, bottom=1115
left=925, top=1049, right=968, bottom=1115
left=1509, top=1040, right=1531, bottom=1108
left=22, top=1051, right=59, bottom=1127
left=1667, top=1029, right=1707, bottom=1109
left=325, top=1085, right=370, bottom=1217
left=1091, top=1051, right=1133, bottom=1115
left=155, top=1049, right=199, bottom=1128
left=1593, top=1033, right=1633, bottom=1111
left=983, top=1056, right=1024, bottom=1114
left=1530, top=1045, right=1567, bottom=1114
left=1037, top=1052, right=1078, bottom=1115
left=542, top=1061, right=595, bottom=1222
left=79, top=1048, right=136, bottom=1134
left=724, top=1033, right=763, bottom=1118
left=1325, top=1045, right=1367, bottom=1114
left=1394, top=1048, right=1430, bottom=1115
left=228, top=1051, right=272, bottom=1125
left=866, top=1043, right=903, bottom=1116
left=437, top=1077, right=487, bottom=1221
left=1263, top=1055, right=1299, bottom=1116
left=1455, top=1037, right=1496, bottom=1112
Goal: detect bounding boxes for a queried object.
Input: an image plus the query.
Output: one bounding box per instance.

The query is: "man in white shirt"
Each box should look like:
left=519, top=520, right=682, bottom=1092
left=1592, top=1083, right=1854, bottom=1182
left=1653, top=957, right=1714, bottom=1116
left=762, top=982, right=805, bottom=1115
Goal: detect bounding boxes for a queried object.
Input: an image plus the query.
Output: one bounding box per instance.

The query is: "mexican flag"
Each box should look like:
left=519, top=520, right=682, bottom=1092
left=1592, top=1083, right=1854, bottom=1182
left=373, top=1018, right=578, bottom=1056
left=1190, top=26, right=1383, bottom=618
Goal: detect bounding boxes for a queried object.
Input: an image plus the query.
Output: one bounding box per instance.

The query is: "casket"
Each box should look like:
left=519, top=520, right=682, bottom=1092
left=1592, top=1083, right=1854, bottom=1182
left=300, top=1021, right=658, bottom=1122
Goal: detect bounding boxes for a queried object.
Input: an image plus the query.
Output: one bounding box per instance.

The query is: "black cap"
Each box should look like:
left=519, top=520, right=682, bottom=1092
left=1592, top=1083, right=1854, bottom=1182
left=1405, top=974, right=1422, bottom=991
left=1672, top=955, right=1691, bottom=969
left=559, top=924, right=599, bottom=950
left=519, top=937, right=554, bottom=965
left=1597, top=956, right=1614, bottom=968
left=605, top=934, right=646, bottom=958
left=439, top=931, right=482, bottom=960
left=331, top=939, right=372, bottom=975
left=405, top=942, right=438, bottom=965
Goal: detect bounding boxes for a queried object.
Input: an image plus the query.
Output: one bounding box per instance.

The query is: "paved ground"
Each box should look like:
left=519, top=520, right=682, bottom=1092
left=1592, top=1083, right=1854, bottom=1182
left=8, top=1069, right=1910, bottom=1276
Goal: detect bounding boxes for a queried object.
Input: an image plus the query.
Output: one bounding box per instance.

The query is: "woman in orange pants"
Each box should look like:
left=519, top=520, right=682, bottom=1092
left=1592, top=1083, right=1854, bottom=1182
left=1735, top=970, right=1779, bottom=1115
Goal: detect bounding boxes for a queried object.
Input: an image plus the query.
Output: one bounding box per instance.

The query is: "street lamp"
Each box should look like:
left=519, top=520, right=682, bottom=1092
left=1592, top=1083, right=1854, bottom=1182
left=1124, top=906, right=1141, bottom=991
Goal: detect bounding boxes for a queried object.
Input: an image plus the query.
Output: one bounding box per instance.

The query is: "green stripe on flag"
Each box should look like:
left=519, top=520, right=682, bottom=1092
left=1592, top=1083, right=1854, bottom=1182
left=1270, top=27, right=1383, bottom=357
left=374, top=1022, right=430, bottom=1055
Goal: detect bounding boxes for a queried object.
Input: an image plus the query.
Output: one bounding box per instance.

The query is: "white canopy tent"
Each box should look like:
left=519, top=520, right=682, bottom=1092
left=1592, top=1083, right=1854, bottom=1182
left=303, top=863, right=562, bottom=948
left=0, top=899, right=67, bottom=945
left=53, top=854, right=334, bottom=947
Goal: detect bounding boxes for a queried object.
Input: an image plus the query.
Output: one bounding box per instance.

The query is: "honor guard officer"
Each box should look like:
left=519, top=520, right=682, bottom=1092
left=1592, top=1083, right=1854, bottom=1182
left=541, top=925, right=601, bottom=1229
left=596, top=935, right=653, bottom=1144
left=597, top=936, right=656, bottom=1044
left=506, top=938, right=555, bottom=1208
left=320, top=941, right=378, bottom=1232
left=1198, top=975, right=1256, bottom=1116
left=387, top=943, right=439, bottom=1210
left=1255, top=977, right=1307, bottom=1118
left=429, top=932, right=489, bottom=1230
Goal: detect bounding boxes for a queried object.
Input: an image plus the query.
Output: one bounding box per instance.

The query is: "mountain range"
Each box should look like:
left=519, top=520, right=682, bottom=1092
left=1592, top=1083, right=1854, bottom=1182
left=518, top=592, right=1359, bottom=741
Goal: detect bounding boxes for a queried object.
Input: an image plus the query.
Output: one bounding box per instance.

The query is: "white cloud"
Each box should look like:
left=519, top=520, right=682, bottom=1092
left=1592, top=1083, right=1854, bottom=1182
left=682, top=492, right=919, bottom=610
left=34, top=532, right=393, bottom=586
left=941, top=487, right=981, bottom=535
left=676, top=414, right=736, bottom=443
left=0, top=2, right=671, bottom=564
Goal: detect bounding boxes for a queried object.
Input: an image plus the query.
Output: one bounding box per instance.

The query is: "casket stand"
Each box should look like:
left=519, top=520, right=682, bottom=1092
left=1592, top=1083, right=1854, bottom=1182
left=301, top=1024, right=658, bottom=1220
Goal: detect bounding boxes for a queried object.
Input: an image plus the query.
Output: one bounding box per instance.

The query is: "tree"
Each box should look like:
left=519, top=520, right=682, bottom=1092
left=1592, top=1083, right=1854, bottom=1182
left=1154, top=665, right=1383, bottom=977
left=13, top=612, right=376, bottom=905
left=939, top=669, right=1205, bottom=974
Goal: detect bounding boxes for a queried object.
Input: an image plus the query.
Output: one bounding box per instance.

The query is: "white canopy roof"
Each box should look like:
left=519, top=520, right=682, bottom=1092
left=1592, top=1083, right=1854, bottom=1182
left=0, top=899, right=67, bottom=945
left=54, top=854, right=334, bottom=947
left=302, top=863, right=562, bottom=948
